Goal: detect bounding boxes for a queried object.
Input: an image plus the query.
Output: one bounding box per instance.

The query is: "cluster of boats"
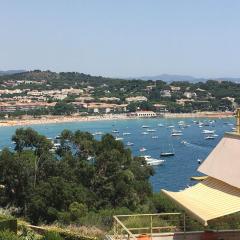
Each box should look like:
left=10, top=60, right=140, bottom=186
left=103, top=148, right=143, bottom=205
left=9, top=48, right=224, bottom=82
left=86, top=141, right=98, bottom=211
left=24, top=119, right=234, bottom=168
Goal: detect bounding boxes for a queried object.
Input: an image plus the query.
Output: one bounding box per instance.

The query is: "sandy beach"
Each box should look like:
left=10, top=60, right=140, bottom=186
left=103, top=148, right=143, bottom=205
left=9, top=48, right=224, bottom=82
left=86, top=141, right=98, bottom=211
left=0, top=111, right=234, bottom=127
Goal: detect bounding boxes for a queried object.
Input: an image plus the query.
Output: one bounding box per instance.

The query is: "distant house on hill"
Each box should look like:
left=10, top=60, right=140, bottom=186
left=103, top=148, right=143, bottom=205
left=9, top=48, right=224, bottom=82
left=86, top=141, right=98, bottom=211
left=176, top=99, right=195, bottom=106
left=170, top=85, right=181, bottom=91
left=153, top=104, right=168, bottom=112
left=82, top=102, right=127, bottom=114
left=99, top=97, right=120, bottom=102
left=125, top=96, right=147, bottom=103
left=160, top=90, right=171, bottom=98
left=183, top=91, right=197, bottom=99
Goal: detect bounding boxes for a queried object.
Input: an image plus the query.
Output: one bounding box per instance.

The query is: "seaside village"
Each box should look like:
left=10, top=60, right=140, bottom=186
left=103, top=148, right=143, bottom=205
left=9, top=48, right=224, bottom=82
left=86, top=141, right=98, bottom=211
left=0, top=77, right=237, bottom=119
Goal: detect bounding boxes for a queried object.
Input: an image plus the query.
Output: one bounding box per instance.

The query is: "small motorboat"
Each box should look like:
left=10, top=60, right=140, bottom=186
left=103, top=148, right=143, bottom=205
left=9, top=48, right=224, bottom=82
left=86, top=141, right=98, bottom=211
left=123, top=132, right=131, bottom=136
left=147, top=159, right=165, bottom=166
left=152, top=136, right=159, bottom=139
left=141, top=132, right=149, bottom=135
left=160, top=152, right=175, bottom=157
left=202, top=130, right=215, bottom=134
left=171, top=132, right=183, bottom=136
left=142, top=125, right=150, bottom=128
left=172, top=129, right=182, bottom=133
left=205, top=135, right=215, bottom=140
left=112, top=129, right=119, bottom=133
left=115, top=137, right=123, bottom=141
left=181, top=140, right=187, bottom=144
left=158, top=123, right=164, bottom=127
left=140, top=147, right=147, bottom=152
left=147, top=129, right=156, bottom=132
left=94, top=131, right=103, bottom=135
left=126, top=142, right=134, bottom=146
left=143, top=156, right=165, bottom=166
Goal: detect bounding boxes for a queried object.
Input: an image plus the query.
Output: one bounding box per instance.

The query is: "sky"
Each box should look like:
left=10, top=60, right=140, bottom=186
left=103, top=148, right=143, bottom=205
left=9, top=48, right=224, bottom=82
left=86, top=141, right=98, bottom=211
left=1, top=0, right=240, bottom=78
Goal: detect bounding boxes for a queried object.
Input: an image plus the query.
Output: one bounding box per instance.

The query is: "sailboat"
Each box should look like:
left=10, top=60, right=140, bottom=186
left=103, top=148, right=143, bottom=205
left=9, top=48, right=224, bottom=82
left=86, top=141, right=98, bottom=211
left=160, top=143, right=175, bottom=157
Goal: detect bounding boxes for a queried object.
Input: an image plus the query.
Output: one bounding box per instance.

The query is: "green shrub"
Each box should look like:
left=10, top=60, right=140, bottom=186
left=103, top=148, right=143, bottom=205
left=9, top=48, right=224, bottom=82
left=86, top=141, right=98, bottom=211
left=43, top=232, right=63, bottom=240
left=0, top=216, right=17, bottom=233
left=0, top=230, right=21, bottom=240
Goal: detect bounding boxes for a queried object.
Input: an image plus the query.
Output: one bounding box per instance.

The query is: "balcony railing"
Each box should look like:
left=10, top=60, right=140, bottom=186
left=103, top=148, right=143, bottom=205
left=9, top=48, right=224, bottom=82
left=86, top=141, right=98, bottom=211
left=112, top=213, right=185, bottom=240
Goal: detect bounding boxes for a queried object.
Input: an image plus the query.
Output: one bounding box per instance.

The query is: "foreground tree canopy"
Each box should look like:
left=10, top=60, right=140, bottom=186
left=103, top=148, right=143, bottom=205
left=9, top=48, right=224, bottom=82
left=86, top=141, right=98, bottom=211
left=0, top=128, right=154, bottom=224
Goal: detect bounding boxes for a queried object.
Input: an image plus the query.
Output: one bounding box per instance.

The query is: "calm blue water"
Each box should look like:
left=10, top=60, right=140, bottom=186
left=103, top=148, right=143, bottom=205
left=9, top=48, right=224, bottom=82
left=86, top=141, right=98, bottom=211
left=0, top=117, right=235, bottom=192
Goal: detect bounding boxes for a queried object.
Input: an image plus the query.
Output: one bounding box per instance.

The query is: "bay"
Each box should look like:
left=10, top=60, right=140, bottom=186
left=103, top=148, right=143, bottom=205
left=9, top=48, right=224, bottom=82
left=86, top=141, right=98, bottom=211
left=0, top=117, right=235, bottom=192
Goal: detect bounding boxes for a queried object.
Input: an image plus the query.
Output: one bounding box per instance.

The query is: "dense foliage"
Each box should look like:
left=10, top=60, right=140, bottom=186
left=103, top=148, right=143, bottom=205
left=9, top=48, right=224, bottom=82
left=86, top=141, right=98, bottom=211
left=0, top=128, right=153, bottom=225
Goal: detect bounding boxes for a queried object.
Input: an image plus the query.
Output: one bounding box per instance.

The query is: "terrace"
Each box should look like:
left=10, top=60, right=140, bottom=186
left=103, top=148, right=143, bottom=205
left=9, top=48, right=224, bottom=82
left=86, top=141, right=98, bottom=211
left=109, top=213, right=240, bottom=240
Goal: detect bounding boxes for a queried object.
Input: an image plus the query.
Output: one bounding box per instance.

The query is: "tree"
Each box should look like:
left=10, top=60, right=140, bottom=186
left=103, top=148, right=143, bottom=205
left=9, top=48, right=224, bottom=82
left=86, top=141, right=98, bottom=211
left=52, top=102, right=75, bottom=115
left=0, top=128, right=154, bottom=224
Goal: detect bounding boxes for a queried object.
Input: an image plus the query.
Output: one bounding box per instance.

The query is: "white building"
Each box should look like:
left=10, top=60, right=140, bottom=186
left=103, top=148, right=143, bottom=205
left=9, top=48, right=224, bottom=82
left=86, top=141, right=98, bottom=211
left=184, top=92, right=197, bottom=99
left=125, top=96, right=147, bottom=103
left=160, top=90, right=171, bottom=98
left=135, top=111, right=157, bottom=118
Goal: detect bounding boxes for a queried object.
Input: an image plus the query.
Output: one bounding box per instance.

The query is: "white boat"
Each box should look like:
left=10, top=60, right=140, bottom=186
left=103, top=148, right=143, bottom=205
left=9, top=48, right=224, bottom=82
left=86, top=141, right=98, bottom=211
left=181, top=140, right=188, bottom=145
left=171, top=133, right=183, bottom=136
left=140, top=147, right=147, bottom=152
left=112, top=129, right=119, bottom=133
left=123, top=132, right=131, bottom=136
left=205, top=135, right=215, bottom=140
left=198, top=159, right=202, bottom=164
left=152, top=136, right=159, bottom=139
left=115, top=137, right=123, bottom=141
left=178, top=121, right=185, bottom=126
left=158, top=123, right=164, bottom=127
left=94, top=131, right=103, bottom=135
left=167, top=125, right=175, bottom=128
left=141, top=132, right=149, bottom=135
left=202, top=130, right=215, bottom=134
left=160, top=152, right=175, bottom=157
left=161, top=143, right=175, bottom=157
left=142, top=125, right=150, bottom=128
left=144, top=156, right=165, bottom=166
left=147, top=129, right=156, bottom=132
left=126, top=142, right=134, bottom=146
left=172, top=129, right=182, bottom=133
left=147, top=159, right=165, bottom=166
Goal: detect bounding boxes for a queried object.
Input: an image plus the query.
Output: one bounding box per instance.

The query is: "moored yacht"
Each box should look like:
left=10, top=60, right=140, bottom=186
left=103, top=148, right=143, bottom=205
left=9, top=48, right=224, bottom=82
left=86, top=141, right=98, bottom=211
left=143, top=155, right=165, bottom=166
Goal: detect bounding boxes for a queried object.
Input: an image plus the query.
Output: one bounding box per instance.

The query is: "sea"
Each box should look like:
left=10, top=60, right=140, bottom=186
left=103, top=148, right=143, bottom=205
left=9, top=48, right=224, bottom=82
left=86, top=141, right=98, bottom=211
left=0, top=117, right=235, bottom=192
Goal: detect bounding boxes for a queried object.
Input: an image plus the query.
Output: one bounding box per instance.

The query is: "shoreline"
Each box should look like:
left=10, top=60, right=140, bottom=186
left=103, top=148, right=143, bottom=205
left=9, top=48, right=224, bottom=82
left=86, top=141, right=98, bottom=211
left=0, top=112, right=234, bottom=127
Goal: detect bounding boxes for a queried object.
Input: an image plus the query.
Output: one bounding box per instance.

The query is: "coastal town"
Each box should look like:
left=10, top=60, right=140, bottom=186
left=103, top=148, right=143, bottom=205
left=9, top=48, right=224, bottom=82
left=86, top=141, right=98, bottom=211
left=0, top=70, right=238, bottom=126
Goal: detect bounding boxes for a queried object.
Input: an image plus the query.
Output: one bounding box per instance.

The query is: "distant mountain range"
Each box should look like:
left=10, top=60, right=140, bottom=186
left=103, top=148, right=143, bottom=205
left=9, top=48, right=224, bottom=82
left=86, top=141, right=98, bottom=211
left=0, top=70, right=25, bottom=76
left=1, top=70, right=240, bottom=83
left=136, top=74, right=240, bottom=83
